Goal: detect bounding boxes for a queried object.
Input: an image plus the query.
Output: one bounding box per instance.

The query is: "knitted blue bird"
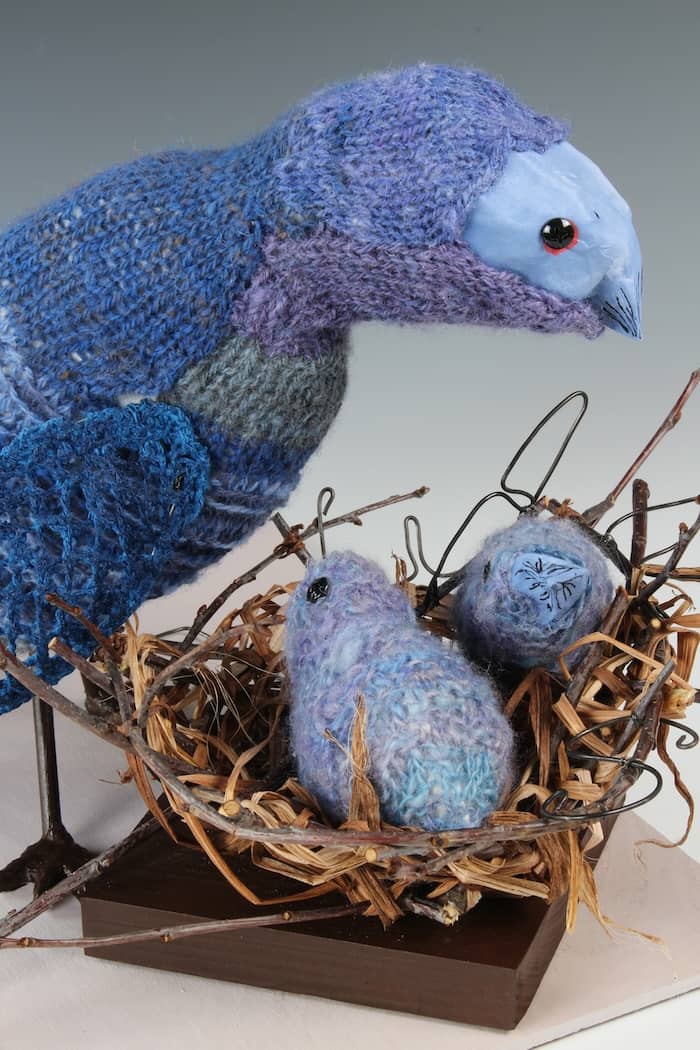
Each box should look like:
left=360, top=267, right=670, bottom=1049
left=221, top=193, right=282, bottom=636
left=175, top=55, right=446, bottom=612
left=0, top=64, right=640, bottom=888
left=450, top=515, right=615, bottom=674
left=284, top=551, right=514, bottom=830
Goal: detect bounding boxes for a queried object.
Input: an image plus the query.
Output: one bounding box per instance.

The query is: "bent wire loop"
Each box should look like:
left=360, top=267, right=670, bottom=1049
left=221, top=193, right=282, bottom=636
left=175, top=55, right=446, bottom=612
left=540, top=713, right=699, bottom=823
left=659, top=717, right=700, bottom=750
left=412, top=390, right=597, bottom=614
left=604, top=493, right=700, bottom=564
left=403, top=514, right=451, bottom=583
left=315, top=485, right=335, bottom=558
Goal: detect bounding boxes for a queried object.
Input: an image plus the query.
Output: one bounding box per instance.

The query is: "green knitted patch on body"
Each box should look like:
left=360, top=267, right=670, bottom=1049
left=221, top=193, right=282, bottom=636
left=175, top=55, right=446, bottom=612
left=162, top=332, right=349, bottom=454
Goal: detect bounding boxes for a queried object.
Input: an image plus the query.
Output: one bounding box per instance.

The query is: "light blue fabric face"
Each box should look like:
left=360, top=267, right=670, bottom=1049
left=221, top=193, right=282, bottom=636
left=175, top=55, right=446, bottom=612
left=462, top=142, right=642, bottom=337
left=510, top=551, right=591, bottom=628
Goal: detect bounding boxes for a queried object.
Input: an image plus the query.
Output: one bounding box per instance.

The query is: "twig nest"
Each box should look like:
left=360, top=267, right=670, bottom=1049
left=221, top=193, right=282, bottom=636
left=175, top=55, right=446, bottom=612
left=284, top=550, right=515, bottom=831
left=450, top=514, right=614, bottom=673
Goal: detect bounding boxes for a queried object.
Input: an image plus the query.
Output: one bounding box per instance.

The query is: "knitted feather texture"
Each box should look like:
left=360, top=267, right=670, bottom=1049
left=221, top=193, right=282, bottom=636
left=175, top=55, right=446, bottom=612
left=0, top=403, right=209, bottom=713
left=450, top=516, right=615, bottom=675
left=0, top=64, right=622, bottom=709
left=284, top=551, right=514, bottom=831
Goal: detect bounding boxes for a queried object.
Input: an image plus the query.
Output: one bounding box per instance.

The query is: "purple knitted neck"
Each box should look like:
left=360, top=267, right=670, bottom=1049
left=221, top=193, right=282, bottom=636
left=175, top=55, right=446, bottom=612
left=232, top=230, right=604, bottom=356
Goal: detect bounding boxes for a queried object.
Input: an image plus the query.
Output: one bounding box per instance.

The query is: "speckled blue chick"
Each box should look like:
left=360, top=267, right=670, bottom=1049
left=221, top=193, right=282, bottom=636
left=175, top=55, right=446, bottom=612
left=451, top=515, right=614, bottom=674
left=284, top=551, right=515, bottom=831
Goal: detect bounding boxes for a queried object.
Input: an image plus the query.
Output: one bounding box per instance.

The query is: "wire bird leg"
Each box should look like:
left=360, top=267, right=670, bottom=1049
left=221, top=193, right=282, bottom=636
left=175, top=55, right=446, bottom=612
left=0, top=698, right=93, bottom=896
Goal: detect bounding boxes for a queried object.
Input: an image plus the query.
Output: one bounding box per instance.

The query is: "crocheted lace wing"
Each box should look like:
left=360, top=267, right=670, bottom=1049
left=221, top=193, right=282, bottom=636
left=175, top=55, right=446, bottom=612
left=0, top=401, right=209, bottom=713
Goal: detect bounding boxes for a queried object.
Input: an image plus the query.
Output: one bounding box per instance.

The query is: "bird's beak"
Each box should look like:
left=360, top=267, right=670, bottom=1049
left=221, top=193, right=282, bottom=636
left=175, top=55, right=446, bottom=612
left=589, top=223, right=643, bottom=340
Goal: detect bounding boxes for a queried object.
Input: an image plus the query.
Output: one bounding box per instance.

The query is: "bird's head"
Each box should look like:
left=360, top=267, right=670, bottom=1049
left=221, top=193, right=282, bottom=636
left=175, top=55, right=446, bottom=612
left=462, top=141, right=642, bottom=339
left=250, top=64, right=641, bottom=346
left=283, top=550, right=414, bottom=682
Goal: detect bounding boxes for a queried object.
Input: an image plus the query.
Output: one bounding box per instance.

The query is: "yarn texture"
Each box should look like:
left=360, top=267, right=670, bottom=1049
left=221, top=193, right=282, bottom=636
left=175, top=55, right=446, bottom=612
left=451, top=515, right=615, bottom=674
left=0, top=64, right=618, bottom=707
left=0, top=402, right=209, bottom=712
left=284, top=551, right=514, bottom=831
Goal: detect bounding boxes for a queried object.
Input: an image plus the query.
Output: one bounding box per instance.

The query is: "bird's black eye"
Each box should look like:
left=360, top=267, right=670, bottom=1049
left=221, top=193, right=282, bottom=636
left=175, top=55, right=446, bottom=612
left=540, top=218, right=578, bottom=254
left=483, top=560, right=491, bottom=582
left=306, top=576, right=331, bottom=603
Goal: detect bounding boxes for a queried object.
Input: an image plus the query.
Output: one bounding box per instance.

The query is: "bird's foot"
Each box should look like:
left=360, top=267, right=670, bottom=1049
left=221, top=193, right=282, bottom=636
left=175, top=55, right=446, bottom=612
left=0, top=826, right=93, bottom=897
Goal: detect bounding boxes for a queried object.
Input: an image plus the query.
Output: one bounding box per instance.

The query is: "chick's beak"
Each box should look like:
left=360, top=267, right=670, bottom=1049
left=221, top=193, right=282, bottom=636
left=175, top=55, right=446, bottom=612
left=590, top=222, right=643, bottom=340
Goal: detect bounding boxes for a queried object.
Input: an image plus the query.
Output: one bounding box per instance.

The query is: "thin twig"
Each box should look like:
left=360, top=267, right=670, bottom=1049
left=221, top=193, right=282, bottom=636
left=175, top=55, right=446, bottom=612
left=599, top=663, right=672, bottom=809
left=106, top=658, right=133, bottom=728
left=642, top=565, right=700, bottom=581
left=271, top=513, right=310, bottom=565
left=137, top=625, right=258, bottom=731
left=630, top=479, right=650, bottom=569
left=0, top=819, right=160, bottom=939
left=614, top=660, right=673, bottom=756
left=583, top=369, right=700, bottom=526
left=47, top=638, right=114, bottom=695
left=300, top=486, right=430, bottom=542
left=636, top=509, right=700, bottom=602
left=0, top=902, right=365, bottom=951
left=181, top=567, right=274, bottom=651
left=0, top=643, right=131, bottom=753
left=45, top=593, right=121, bottom=663
left=181, top=486, right=429, bottom=646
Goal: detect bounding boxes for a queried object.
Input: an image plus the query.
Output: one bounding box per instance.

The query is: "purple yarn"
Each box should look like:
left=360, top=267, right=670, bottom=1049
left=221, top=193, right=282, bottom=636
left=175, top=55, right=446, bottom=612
left=451, top=516, right=615, bottom=674
left=0, top=62, right=611, bottom=681
left=276, top=64, right=568, bottom=247
left=232, top=230, right=603, bottom=356
left=284, top=551, right=514, bottom=831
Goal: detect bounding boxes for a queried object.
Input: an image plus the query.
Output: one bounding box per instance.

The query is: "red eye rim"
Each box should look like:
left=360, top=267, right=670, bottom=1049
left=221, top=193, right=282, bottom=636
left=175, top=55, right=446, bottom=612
left=541, top=218, right=579, bottom=255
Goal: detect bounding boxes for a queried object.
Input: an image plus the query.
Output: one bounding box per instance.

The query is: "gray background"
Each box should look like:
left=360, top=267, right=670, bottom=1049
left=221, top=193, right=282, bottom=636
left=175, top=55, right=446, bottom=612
left=0, top=3, right=698, bottom=1046
left=1, top=0, right=697, bottom=572
left=1, top=0, right=696, bottom=577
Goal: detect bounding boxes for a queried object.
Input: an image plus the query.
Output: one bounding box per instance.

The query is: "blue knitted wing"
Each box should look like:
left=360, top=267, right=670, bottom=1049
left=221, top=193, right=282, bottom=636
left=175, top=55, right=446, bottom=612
left=0, top=402, right=209, bottom=713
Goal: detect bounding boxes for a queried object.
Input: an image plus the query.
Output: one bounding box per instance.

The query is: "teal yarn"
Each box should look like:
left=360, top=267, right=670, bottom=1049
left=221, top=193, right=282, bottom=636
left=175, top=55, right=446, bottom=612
left=0, top=402, right=209, bottom=713
left=451, top=515, right=615, bottom=674
left=284, top=551, right=514, bottom=831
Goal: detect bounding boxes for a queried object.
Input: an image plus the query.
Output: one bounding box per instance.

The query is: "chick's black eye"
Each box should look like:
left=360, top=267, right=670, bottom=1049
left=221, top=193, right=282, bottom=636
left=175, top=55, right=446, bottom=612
left=540, top=217, right=578, bottom=254
left=306, top=576, right=330, bottom=603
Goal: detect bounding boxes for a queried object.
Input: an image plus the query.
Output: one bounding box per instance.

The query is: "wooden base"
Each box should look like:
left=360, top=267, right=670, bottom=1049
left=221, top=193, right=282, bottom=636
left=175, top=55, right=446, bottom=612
left=79, top=823, right=586, bottom=1030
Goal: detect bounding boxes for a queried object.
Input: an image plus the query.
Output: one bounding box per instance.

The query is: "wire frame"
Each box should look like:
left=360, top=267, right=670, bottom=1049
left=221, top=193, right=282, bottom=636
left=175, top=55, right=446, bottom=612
left=416, top=391, right=595, bottom=614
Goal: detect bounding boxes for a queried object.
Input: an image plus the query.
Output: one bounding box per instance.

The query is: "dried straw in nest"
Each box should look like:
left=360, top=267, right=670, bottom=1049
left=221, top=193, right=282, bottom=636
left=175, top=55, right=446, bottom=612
left=90, top=517, right=695, bottom=932
left=1, top=374, right=699, bottom=949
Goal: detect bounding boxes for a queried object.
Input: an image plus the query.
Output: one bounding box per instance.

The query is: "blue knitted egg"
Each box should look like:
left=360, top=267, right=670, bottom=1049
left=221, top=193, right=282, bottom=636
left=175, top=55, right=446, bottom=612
left=284, top=551, right=514, bottom=831
left=450, top=515, right=614, bottom=674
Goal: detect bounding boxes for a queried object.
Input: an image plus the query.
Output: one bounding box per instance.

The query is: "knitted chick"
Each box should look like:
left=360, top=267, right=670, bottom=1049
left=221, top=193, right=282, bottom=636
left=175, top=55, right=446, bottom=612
left=0, top=64, right=641, bottom=705
left=450, top=515, right=615, bottom=674
left=284, top=551, right=514, bottom=831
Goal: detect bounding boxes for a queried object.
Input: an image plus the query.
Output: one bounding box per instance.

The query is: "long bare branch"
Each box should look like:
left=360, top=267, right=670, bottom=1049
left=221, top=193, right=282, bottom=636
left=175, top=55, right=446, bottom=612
left=583, top=369, right=700, bottom=526
left=0, top=902, right=364, bottom=951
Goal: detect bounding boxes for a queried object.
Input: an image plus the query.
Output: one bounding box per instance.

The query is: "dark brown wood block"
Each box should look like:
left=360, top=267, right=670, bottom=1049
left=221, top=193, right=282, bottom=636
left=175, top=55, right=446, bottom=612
left=79, top=825, right=576, bottom=1029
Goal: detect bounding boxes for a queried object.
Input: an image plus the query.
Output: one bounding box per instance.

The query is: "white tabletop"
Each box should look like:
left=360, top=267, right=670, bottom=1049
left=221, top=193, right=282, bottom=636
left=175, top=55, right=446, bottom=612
left=1, top=678, right=699, bottom=1050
